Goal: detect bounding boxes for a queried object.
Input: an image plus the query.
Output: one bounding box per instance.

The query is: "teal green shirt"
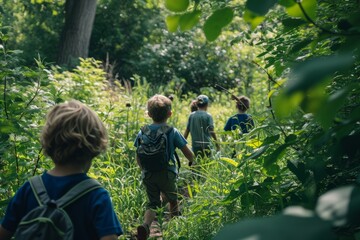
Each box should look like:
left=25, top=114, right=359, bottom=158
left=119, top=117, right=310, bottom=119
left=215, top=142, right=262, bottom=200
left=186, top=110, right=214, bottom=149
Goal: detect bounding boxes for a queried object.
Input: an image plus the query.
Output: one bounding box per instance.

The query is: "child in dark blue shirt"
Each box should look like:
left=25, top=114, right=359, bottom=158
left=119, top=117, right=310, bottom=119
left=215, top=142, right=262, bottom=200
left=0, top=100, right=123, bottom=240
left=224, top=95, right=254, bottom=133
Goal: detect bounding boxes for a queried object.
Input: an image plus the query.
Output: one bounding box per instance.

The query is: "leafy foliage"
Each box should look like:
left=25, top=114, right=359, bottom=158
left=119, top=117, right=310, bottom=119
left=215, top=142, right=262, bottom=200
left=1, top=0, right=360, bottom=239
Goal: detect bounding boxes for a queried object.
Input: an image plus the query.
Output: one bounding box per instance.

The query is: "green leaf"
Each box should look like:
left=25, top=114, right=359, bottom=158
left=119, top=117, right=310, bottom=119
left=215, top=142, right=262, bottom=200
left=214, top=213, right=336, bottom=240
left=286, top=0, right=317, bottom=21
left=282, top=18, right=307, bottom=31
left=285, top=134, right=297, bottom=144
left=348, top=105, right=360, bottom=123
left=242, top=145, right=269, bottom=163
left=165, top=0, right=189, bottom=13
left=246, top=0, right=277, bottom=15
left=285, top=54, right=354, bottom=95
left=203, top=7, right=234, bottom=41
left=287, top=160, right=309, bottom=183
left=273, top=91, right=304, bottom=118
left=0, top=120, right=17, bottom=134
left=347, top=187, right=360, bottom=225
left=278, top=0, right=296, bottom=7
left=263, top=144, right=288, bottom=169
left=220, top=157, right=239, bottom=167
left=223, top=183, right=247, bottom=203
left=179, top=10, right=201, bottom=31
left=166, top=15, right=180, bottom=32
left=243, top=9, right=265, bottom=30
left=315, top=87, right=350, bottom=129
left=262, top=134, right=280, bottom=145
left=289, top=39, right=313, bottom=54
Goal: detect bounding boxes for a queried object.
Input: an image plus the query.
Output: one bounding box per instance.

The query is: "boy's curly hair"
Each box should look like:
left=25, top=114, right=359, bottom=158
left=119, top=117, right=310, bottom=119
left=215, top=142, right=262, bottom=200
left=41, top=100, right=108, bottom=165
left=147, top=95, right=172, bottom=122
left=236, top=96, right=251, bottom=112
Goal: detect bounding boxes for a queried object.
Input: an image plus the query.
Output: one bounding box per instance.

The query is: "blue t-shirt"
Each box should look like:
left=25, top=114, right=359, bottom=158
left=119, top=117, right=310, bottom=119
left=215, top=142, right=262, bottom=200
left=1, top=172, right=123, bottom=239
left=134, top=124, right=188, bottom=174
left=224, top=113, right=254, bottom=133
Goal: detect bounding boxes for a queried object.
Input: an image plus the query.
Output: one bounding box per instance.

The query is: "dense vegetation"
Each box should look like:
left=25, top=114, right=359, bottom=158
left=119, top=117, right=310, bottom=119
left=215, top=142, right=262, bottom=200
left=1, top=0, right=360, bottom=239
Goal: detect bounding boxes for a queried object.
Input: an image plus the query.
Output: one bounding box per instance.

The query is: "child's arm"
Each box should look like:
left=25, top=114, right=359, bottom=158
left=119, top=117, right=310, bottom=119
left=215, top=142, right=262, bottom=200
left=180, top=145, right=194, bottom=166
left=135, top=154, right=142, bottom=169
left=183, top=128, right=190, bottom=139
left=100, top=234, right=118, bottom=240
left=0, top=225, right=13, bottom=240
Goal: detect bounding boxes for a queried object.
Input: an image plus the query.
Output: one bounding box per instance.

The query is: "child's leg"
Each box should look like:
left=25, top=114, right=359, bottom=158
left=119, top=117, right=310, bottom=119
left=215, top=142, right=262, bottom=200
left=138, top=172, right=161, bottom=239
left=143, top=209, right=156, bottom=226
left=169, top=200, right=181, bottom=217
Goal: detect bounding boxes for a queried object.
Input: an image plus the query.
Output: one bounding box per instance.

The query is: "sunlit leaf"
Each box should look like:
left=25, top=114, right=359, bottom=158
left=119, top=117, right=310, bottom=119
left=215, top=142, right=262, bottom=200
left=243, top=9, right=265, bottom=30
left=286, top=0, right=317, bottom=21
left=165, top=0, right=189, bottom=13
left=246, top=0, right=277, bottom=15
left=268, top=89, right=276, bottom=98
left=166, top=15, right=180, bottom=32
left=278, top=0, right=296, bottom=7
left=187, top=184, right=193, bottom=198
left=179, top=10, right=201, bottom=31
left=246, top=138, right=262, bottom=148
left=300, top=83, right=328, bottom=114
left=220, top=157, right=239, bottom=167
left=203, top=7, right=234, bottom=41
left=273, top=91, right=303, bottom=118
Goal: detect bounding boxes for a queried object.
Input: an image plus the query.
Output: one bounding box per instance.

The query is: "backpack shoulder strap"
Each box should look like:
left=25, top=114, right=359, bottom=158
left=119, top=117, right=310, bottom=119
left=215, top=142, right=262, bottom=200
left=165, top=126, right=181, bottom=171
left=140, top=125, right=151, bottom=135
left=56, top=178, right=102, bottom=208
left=29, top=175, right=50, bottom=206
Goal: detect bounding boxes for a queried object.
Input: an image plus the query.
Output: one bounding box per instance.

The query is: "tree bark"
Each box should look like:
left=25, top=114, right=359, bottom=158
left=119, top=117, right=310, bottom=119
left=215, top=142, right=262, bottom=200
left=57, top=0, right=97, bottom=66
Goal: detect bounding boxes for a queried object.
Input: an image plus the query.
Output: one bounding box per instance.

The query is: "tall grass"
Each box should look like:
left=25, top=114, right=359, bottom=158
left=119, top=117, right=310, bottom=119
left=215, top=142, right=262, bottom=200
left=1, top=57, right=272, bottom=239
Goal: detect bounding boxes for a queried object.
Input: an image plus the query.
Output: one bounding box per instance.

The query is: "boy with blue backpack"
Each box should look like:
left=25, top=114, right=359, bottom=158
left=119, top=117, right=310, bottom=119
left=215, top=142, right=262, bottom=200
left=0, top=100, right=123, bottom=240
left=134, top=94, right=194, bottom=240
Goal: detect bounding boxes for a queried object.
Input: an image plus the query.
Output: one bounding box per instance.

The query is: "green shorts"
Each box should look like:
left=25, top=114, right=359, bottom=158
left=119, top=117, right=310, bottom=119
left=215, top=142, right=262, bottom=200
left=142, top=170, right=178, bottom=209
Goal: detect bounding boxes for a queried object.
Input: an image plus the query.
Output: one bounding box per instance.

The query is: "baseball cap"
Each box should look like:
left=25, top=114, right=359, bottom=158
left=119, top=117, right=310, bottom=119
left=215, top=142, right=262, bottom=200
left=197, top=95, right=209, bottom=104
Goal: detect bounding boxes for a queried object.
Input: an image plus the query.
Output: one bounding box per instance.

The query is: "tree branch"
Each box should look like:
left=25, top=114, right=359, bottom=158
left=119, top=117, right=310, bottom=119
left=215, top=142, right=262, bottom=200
left=251, top=61, right=288, bottom=137
left=297, top=1, right=360, bottom=36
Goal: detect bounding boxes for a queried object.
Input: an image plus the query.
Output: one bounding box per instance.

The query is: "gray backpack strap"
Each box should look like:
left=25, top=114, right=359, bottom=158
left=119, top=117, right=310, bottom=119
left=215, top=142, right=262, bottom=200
left=29, top=175, right=50, bottom=206
left=141, top=125, right=151, bottom=136
left=56, top=178, right=102, bottom=208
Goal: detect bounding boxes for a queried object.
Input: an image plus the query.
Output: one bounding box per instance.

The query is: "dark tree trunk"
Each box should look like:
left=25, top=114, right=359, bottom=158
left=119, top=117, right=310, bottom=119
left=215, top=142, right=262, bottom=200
left=57, top=0, right=97, bottom=66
